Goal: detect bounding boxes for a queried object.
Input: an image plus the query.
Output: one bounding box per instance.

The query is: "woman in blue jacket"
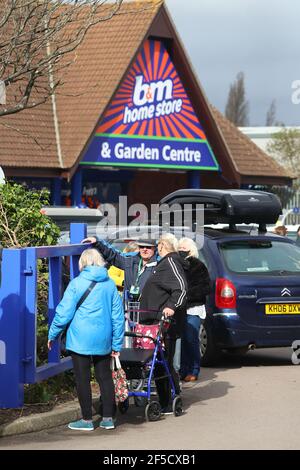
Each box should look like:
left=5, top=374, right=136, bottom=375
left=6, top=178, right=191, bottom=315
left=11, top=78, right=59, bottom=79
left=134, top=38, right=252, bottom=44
left=48, top=248, right=124, bottom=431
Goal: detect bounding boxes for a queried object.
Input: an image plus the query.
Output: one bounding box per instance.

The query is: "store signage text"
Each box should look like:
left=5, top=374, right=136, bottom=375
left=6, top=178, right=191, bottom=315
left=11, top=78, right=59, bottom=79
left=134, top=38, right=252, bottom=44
left=101, top=140, right=201, bottom=163
left=123, top=75, right=182, bottom=124
left=81, top=134, right=216, bottom=171
left=81, top=39, right=219, bottom=171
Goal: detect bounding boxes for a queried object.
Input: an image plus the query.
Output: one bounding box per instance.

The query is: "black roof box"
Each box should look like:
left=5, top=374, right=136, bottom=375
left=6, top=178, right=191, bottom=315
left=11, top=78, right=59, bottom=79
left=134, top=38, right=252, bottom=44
left=159, top=189, right=282, bottom=225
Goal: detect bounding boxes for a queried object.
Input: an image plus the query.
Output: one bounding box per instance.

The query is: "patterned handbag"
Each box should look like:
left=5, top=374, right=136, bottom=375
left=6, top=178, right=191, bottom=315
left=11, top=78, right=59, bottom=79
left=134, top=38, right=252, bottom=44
left=111, top=356, right=128, bottom=403
left=133, top=323, right=159, bottom=350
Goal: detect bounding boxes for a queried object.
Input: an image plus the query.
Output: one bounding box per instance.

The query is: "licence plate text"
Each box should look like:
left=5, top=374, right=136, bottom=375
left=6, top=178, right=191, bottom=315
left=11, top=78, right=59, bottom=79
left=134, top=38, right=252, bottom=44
left=265, top=304, right=300, bottom=314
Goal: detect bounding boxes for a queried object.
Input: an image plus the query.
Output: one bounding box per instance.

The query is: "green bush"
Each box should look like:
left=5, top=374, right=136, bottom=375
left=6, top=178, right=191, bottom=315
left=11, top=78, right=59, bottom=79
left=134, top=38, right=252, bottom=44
left=0, top=181, right=60, bottom=248
left=24, top=371, right=76, bottom=404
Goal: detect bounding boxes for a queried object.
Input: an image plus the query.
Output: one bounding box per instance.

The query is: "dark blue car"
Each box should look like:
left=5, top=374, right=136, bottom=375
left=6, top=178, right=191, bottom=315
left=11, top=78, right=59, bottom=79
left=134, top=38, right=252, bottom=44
left=199, top=227, right=300, bottom=365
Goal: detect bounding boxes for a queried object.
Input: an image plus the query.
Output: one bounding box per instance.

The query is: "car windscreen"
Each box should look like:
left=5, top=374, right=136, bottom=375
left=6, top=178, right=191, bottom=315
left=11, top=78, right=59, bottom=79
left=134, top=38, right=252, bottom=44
left=220, top=240, right=300, bottom=274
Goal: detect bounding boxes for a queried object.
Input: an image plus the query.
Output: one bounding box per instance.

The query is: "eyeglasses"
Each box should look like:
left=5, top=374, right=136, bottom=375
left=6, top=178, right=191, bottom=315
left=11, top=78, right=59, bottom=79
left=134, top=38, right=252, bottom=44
left=139, top=246, right=154, bottom=250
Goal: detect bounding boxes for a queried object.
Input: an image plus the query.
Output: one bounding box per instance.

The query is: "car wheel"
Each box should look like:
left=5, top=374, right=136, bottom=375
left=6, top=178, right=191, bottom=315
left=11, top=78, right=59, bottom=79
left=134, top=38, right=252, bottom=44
left=200, top=321, right=221, bottom=366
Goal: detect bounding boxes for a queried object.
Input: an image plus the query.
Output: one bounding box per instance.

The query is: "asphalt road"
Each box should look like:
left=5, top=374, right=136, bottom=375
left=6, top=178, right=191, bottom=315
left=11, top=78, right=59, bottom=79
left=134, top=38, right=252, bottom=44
left=0, top=347, right=299, bottom=450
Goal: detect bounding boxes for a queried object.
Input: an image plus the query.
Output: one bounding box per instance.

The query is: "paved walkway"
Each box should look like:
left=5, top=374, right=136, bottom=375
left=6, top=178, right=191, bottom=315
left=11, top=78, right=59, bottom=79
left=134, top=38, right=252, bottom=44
left=0, top=348, right=299, bottom=450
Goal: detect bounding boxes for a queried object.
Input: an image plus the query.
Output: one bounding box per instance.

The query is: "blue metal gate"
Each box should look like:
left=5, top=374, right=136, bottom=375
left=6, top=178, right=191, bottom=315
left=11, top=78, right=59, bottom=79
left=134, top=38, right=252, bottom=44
left=0, top=224, right=89, bottom=408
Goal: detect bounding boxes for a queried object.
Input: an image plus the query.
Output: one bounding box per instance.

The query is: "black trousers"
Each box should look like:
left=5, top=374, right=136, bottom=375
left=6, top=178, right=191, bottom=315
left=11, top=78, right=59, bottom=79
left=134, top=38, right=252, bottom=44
left=154, top=337, right=181, bottom=409
left=71, top=352, right=115, bottom=420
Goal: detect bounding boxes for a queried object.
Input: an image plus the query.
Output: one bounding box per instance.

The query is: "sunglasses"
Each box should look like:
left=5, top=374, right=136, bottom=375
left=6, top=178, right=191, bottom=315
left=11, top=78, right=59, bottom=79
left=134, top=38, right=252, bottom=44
left=139, top=245, right=155, bottom=249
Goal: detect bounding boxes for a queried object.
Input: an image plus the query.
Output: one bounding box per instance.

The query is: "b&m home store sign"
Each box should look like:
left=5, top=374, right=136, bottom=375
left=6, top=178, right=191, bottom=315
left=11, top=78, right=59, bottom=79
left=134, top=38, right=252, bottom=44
left=81, top=40, right=219, bottom=171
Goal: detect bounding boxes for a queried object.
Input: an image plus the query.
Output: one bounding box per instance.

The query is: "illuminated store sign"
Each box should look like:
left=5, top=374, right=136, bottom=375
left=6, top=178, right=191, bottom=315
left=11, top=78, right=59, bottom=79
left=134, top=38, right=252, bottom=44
left=81, top=39, right=219, bottom=171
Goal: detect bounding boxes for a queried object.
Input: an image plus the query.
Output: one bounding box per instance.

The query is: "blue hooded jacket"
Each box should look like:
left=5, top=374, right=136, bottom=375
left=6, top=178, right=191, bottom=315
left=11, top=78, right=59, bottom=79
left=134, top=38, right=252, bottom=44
left=48, top=266, right=124, bottom=355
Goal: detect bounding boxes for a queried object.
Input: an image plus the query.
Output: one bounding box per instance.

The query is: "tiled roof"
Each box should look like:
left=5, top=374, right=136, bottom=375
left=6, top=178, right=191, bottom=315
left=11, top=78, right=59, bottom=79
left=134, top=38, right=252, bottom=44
left=0, top=0, right=291, bottom=185
left=56, top=1, right=161, bottom=170
left=0, top=1, right=161, bottom=171
left=211, top=106, right=292, bottom=179
left=0, top=96, right=59, bottom=169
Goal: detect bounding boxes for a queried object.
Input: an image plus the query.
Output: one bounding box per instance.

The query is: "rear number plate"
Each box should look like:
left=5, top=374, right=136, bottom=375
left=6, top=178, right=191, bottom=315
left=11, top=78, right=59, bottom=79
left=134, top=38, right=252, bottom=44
left=265, top=304, right=300, bottom=315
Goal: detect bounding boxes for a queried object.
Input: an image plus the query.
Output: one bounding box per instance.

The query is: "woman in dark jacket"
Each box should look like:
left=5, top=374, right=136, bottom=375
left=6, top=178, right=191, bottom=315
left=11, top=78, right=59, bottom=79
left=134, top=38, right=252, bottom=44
left=140, top=233, right=188, bottom=414
left=178, top=237, right=211, bottom=382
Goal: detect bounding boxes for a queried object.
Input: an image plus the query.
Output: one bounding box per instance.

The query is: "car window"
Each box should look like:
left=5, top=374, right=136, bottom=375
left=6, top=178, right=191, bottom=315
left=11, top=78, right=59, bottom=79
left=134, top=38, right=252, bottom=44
left=198, top=249, right=209, bottom=268
left=220, top=240, right=300, bottom=274
left=111, top=240, right=128, bottom=252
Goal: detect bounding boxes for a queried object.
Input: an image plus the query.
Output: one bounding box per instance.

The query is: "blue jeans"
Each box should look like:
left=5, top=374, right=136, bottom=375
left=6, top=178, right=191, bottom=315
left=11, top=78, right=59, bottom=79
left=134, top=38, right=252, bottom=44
left=180, top=315, right=201, bottom=378
left=173, top=338, right=181, bottom=372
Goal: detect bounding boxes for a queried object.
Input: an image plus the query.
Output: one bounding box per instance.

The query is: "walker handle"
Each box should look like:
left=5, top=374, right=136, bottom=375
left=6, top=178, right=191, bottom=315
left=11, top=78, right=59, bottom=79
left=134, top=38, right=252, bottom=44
left=124, top=331, right=143, bottom=338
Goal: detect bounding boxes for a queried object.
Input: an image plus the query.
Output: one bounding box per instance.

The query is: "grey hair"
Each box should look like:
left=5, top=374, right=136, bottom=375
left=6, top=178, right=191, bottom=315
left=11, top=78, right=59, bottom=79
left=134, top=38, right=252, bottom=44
left=178, top=237, right=199, bottom=258
left=158, top=232, right=178, bottom=253
left=79, top=248, right=105, bottom=271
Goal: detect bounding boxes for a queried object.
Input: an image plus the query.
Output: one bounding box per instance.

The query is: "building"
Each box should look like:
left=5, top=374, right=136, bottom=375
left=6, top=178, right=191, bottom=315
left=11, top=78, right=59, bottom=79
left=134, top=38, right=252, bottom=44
left=240, top=126, right=300, bottom=154
left=0, top=1, right=292, bottom=209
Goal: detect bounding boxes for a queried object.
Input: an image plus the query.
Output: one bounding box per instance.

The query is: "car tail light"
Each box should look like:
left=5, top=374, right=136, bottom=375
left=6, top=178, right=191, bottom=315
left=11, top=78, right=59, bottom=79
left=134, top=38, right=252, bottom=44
left=215, top=278, right=236, bottom=309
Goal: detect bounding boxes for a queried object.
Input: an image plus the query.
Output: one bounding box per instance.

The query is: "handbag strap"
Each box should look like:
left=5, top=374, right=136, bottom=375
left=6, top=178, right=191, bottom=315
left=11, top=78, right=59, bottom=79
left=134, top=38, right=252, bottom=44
left=111, top=355, right=121, bottom=370
left=76, top=280, right=97, bottom=311
left=61, top=281, right=97, bottom=339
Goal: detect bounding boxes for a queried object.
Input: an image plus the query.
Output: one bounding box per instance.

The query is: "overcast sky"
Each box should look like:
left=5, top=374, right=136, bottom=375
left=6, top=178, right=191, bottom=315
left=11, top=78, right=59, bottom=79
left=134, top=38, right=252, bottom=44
left=165, top=0, right=300, bottom=126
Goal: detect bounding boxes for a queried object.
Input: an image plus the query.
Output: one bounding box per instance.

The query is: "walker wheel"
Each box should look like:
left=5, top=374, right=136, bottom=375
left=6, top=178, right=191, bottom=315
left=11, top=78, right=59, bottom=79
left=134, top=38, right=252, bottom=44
left=118, top=398, right=129, bottom=414
left=172, top=396, right=183, bottom=417
left=145, top=401, right=161, bottom=422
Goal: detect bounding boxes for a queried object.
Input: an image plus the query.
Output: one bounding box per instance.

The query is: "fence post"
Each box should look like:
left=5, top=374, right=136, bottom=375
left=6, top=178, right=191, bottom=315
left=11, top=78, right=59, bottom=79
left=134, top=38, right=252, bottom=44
left=23, top=247, right=38, bottom=384
left=0, top=249, right=27, bottom=408
left=48, top=256, right=62, bottom=363
left=70, top=223, right=87, bottom=279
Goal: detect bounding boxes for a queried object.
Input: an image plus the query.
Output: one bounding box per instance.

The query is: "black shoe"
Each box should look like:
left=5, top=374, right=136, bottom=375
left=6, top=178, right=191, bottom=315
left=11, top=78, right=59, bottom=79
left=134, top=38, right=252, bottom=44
left=160, top=405, right=173, bottom=415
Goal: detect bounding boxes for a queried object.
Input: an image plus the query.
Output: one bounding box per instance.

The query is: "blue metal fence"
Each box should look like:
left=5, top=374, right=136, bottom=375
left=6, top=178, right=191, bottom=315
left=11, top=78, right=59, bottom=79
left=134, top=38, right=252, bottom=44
left=0, top=223, right=89, bottom=408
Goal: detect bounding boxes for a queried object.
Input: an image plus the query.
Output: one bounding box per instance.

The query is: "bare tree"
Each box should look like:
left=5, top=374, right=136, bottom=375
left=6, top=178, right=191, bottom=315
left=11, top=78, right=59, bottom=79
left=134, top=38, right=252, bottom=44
left=0, top=0, right=126, bottom=117
left=225, top=71, right=249, bottom=126
left=265, top=99, right=276, bottom=126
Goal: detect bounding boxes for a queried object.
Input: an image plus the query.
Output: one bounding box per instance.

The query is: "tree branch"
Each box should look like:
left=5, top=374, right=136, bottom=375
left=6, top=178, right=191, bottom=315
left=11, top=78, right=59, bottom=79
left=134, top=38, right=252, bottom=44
left=0, top=0, right=127, bottom=117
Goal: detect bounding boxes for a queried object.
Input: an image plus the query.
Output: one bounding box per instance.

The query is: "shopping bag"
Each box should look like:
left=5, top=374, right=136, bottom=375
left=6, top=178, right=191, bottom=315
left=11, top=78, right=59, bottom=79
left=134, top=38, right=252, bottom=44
left=133, top=323, right=159, bottom=350
left=111, top=356, right=128, bottom=403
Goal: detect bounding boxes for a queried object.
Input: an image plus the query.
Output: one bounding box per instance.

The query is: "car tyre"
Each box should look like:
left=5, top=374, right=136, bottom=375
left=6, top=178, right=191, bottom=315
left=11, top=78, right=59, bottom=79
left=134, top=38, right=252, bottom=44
left=200, top=321, right=221, bottom=366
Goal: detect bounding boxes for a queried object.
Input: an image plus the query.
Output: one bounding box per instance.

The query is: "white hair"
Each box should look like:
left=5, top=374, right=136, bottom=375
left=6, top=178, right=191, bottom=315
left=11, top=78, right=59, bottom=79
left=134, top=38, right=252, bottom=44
left=178, top=237, right=199, bottom=258
left=158, top=233, right=178, bottom=253
left=79, top=248, right=105, bottom=271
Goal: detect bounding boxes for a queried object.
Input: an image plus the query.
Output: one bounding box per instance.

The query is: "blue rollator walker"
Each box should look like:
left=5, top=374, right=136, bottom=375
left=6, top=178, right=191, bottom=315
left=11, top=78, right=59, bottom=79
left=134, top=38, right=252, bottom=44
left=119, top=314, right=183, bottom=422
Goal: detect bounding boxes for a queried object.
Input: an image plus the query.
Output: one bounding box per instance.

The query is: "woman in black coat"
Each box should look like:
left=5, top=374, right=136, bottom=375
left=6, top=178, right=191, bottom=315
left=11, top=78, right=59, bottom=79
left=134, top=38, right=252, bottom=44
left=178, top=237, right=211, bottom=382
left=140, top=233, right=188, bottom=413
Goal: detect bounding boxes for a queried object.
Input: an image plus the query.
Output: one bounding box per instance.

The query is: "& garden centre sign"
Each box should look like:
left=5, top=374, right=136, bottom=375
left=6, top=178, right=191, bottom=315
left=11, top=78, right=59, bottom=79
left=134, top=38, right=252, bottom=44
left=81, top=39, right=219, bottom=171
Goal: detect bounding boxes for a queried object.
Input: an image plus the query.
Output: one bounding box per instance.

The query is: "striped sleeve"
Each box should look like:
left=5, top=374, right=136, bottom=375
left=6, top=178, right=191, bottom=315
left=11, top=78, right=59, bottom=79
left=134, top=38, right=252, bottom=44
left=165, top=257, right=187, bottom=310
